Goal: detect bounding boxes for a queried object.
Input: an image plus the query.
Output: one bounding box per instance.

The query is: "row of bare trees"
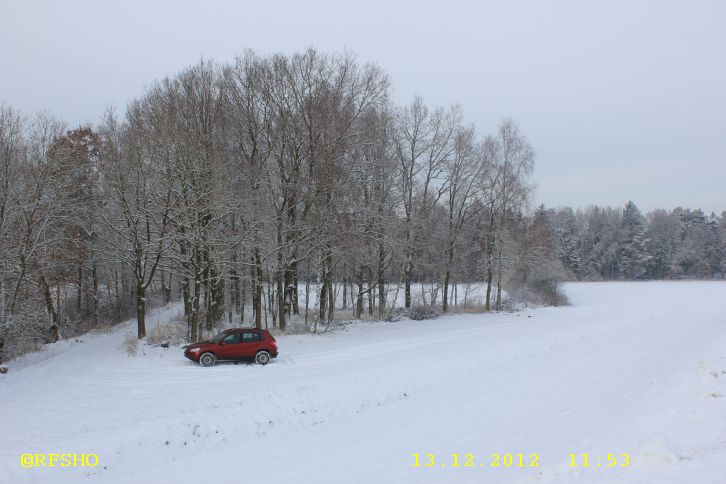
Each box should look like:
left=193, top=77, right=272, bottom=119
left=0, top=48, right=542, bottom=360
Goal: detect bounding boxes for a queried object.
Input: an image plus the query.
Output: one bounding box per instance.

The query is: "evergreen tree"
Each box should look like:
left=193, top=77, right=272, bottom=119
left=644, top=209, right=680, bottom=279
left=617, top=201, right=650, bottom=279
left=553, top=207, right=581, bottom=277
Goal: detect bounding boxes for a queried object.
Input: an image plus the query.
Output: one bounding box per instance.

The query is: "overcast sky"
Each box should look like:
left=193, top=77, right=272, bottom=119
left=2, top=0, right=724, bottom=214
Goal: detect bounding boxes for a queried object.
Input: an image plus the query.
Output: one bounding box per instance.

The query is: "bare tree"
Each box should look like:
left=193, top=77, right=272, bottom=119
left=482, top=119, right=534, bottom=310
left=393, top=98, right=459, bottom=308
left=98, top=109, right=178, bottom=339
left=441, top=124, right=483, bottom=311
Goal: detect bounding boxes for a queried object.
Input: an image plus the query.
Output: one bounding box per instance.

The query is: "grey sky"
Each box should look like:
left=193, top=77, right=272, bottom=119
left=2, top=0, right=724, bottom=214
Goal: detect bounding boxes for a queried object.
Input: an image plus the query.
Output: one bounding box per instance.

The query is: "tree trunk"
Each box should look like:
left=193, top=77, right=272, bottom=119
left=304, top=271, right=310, bottom=328
left=367, top=266, right=374, bottom=316
left=495, top=237, right=503, bottom=310
left=229, top=264, right=241, bottom=312
left=443, top=269, right=450, bottom=312
left=92, top=261, right=99, bottom=327
left=232, top=264, right=240, bottom=313
left=267, top=273, right=276, bottom=328
left=136, top=284, right=146, bottom=339
left=182, top=277, right=191, bottom=317
left=253, top=248, right=262, bottom=329
left=286, top=255, right=299, bottom=316
left=319, top=248, right=333, bottom=322
left=404, top=249, right=412, bottom=309
left=40, top=275, right=60, bottom=342
left=240, top=276, right=245, bottom=324
left=180, top=237, right=191, bottom=317
left=56, top=283, right=62, bottom=323
left=327, top=278, right=334, bottom=322
left=203, top=259, right=213, bottom=332
left=277, top=268, right=286, bottom=331
left=77, top=257, right=83, bottom=313
left=342, top=277, right=347, bottom=310
left=355, top=267, right=364, bottom=318
left=161, top=271, right=171, bottom=305
left=191, top=274, right=200, bottom=342
left=292, top=263, right=299, bottom=315
left=485, top=229, right=494, bottom=311
left=485, top=266, right=493, bottom=311
left=276, top=216, right=286, bottom=332
left=378, top=242, right=386, bottom=318
left=207, top=265, right=224, bottom=327
left=113, top=270, right=121, bottom=323
left=319, top=275, right=328, bottom=322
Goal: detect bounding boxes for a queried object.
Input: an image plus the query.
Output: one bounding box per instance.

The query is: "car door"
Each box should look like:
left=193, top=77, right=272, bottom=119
left=218, top=332, right=242, bottom=359
left=238, top=331, right=263, bottom=358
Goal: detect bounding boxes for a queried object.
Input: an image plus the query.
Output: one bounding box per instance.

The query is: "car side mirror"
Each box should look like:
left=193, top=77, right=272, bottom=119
left=218, top=341, right=224, bottom=346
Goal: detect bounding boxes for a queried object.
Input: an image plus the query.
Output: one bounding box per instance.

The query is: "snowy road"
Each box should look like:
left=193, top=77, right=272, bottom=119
left=2, top=282, right=726, bottom=483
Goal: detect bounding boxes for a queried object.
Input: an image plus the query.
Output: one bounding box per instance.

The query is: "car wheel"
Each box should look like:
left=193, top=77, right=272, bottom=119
left=200, top=352, right=216, bottom=367
left=255, top=350, right=271, bottom=366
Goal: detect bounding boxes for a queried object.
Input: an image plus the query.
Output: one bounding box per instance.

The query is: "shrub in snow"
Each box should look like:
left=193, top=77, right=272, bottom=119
left=383, top=306, right=439, bottom=322
left=507, top=258, right=570, bottom=307
left=147, top=317, right=187, bottom=346
left=408, top=305, right=440, bottom=321
left=124, top=334, right=139, bottom=356
left=383, top=309, right=405, bottom=322
left=530, top=271, right=569, bottom=306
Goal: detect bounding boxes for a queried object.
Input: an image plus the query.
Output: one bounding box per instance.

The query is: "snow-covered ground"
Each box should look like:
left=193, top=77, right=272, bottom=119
left=2, top=281, right=726, bottom=484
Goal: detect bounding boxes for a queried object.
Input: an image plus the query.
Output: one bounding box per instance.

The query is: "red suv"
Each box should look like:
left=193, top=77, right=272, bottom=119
left=184, top=328, right=278, bottom=366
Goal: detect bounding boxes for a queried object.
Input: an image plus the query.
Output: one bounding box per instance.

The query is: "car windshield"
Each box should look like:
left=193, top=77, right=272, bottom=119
left=208, top=332, right=227, bottom=343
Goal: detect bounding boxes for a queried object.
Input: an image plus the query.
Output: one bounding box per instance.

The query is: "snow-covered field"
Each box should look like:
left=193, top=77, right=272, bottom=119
left=2, top=281, right=726, bottom=484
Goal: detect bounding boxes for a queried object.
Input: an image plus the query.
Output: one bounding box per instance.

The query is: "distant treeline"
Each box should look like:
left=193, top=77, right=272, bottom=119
left=536, top=203, right=725, bottom=281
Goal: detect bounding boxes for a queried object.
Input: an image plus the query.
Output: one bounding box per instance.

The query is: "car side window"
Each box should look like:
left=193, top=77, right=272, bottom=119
left=242, top=332, right=261, bottom=342
left=222, top=333, right=240, bottom=345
